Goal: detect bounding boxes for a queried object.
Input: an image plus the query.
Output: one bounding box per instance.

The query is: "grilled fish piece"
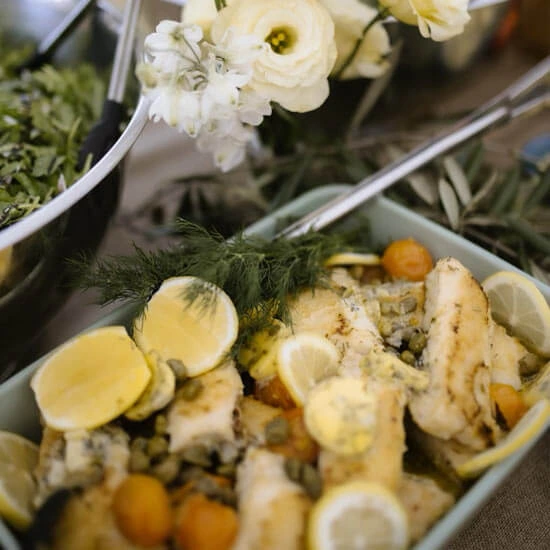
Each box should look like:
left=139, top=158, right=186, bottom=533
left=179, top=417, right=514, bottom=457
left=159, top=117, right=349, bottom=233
left=397, top=473, right=455, bottom=543
left=319, top=379, right=407, bottom=491
left=287, top=269, right=381, bottom=375
left=409, top=257, right=501, bottom=451
left=237, top=396, right=282, bottom=445
left=489, top=321, right=527, bottom=390
left=232, top=448, right=311, bottom=550
left=167, top=360, right=243, bottom=453
left=34, top=425, right=130, bottom=508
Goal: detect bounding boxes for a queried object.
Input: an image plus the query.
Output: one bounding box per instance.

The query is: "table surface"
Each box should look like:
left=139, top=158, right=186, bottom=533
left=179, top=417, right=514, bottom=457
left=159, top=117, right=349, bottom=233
left=32, top=4, right=550, bottom=549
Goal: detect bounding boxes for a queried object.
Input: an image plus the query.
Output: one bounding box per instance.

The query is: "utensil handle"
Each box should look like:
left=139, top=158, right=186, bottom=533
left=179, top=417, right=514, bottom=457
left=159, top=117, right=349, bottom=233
left=108, top=0, right=142, bottom=103
left=278, top=57, right=550, bottom=239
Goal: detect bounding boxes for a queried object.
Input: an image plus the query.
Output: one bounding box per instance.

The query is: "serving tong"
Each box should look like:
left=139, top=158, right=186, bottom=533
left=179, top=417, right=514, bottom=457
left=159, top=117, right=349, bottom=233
left=278, top=56, right=550, bottom=239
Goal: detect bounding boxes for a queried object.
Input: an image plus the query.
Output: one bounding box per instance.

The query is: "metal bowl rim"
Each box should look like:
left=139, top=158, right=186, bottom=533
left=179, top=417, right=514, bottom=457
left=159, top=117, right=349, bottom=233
left=0, top=0, right=150, bottom=251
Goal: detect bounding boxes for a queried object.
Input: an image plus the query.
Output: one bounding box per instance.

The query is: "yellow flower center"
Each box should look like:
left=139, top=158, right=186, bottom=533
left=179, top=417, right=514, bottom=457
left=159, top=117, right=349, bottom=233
left=265, top=27, right=296, bottom=54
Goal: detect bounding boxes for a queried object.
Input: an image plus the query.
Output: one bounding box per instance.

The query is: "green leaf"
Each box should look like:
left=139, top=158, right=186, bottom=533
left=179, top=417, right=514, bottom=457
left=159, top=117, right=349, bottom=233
left=443, top=155, right=471, bottom=206
left=438, top=177, right=460, bottom=230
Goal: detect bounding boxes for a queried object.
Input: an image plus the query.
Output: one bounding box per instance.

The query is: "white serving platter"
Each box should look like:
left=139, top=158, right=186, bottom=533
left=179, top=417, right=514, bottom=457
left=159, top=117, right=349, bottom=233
left=0, top=184, right=548, bottom=550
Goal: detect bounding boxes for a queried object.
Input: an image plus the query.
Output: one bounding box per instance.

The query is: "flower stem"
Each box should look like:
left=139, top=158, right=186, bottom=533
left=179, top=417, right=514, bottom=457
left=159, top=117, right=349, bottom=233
left=334, top=8, right=389, bottom=80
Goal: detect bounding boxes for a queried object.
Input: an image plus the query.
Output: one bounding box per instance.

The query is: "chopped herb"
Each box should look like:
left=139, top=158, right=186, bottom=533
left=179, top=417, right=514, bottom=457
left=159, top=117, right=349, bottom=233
left=0, top=40, right=105, bottom=228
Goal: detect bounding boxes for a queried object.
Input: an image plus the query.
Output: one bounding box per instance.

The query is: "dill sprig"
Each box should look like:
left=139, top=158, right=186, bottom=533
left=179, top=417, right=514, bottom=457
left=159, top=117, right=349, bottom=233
left=73, top=220, right=367, bottom=351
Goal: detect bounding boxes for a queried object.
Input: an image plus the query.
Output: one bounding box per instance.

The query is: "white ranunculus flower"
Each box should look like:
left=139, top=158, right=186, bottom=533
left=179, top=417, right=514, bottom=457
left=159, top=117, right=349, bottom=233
left=320, top=0, right=391, bottom=79
left=380, top=0, right=470, bottom=42
left=211, top=0, right=337, bottom=113
left=181, top=0, right=220, bottom=36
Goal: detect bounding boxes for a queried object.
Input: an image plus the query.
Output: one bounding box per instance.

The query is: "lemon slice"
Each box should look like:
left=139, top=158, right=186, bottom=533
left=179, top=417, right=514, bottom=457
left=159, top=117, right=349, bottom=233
left=482, top=271, right=550, bottom=357
left=276, top=333, right=340, bottom=406
left=125, top=353, right=176, bottom=421
left=31, top=326, right=151, bottom=431
left=522, top=361, right=550, bottom=406
left=308, top=481, right=409, bottom=550
left=324, top=252, right=381, bottom=267
left=304, top=377, right=378, bottom=455
left=456, top=399, right=550, bottom=478
left=133, top=276, right=238, bottom=377
left=0, top=431, right=39, bottom=531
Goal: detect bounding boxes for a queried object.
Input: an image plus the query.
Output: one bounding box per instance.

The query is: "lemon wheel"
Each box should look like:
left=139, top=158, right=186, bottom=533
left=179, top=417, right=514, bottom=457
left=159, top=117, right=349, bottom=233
left=0, top=431, right=39, bottom=531
left=133, top=276, right=239, bottom=377
left=31, top=326, right=151, bottom=431
left=482, top=271, right=550, bottom=357
left=308, top=481, right=409, bottom=550
left=276, top=333, right=340, bottom=406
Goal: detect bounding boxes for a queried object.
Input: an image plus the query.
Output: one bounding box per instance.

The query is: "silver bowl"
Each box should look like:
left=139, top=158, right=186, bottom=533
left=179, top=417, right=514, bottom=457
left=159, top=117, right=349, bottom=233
left=0, top=0, right=149, bottom=374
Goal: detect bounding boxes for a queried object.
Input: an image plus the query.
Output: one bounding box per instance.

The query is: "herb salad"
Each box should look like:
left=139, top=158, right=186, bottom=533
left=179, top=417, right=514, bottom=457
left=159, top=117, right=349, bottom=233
left=0, top=41, right=105, bottom=228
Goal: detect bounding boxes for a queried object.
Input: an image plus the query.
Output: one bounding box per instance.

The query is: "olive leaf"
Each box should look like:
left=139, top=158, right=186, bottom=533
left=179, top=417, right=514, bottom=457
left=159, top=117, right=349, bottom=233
left=386, top=144, right=438, bottom=205
left=443, top=155, right=471, bottom=206
left=438, top=177, right=460, bottom=230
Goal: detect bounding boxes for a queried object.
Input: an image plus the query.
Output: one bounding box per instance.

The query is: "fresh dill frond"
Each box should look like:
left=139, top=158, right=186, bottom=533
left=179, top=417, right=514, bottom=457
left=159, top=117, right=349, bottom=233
left=73, top=219, right=370, bottom=353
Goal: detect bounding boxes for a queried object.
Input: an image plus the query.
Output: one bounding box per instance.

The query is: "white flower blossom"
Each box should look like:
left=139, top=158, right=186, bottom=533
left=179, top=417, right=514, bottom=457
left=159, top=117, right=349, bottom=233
left=211, top=0, right=337, bottom=113
left=137, top=20, right=272, bottom=171
left=320, top=0, right=391, bottom=80
left=380, top=0, right=470, bottom=42
left=181, top=0, right=223, bottom=37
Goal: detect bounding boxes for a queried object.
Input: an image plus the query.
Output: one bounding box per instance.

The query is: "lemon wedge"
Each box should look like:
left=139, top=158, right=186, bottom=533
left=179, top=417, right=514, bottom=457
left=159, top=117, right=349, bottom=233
left=0, top=431, right=39, bottom=531
left=133, top=277, right=238, bottom=377
left=31, top=326, right=151, bottom=431
left=304, top=377, right=378, bottom=455
left=276, top=333, right=340, bottom=406
left=125, top=353, right=176, bottom=421
left=308, top=481, right=409, bottom=550
left=324, top=252, right=381, bottom=267
left=522, top=361, right=550, bottom=406
left=456, top=399, right=550, bottom=478
left=482, top=271, right=550, bottom=357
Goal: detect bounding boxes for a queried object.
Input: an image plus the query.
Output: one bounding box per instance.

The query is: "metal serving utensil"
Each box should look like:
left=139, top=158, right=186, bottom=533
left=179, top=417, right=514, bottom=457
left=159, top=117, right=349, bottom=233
left=277, top=56, right=550, bottom=239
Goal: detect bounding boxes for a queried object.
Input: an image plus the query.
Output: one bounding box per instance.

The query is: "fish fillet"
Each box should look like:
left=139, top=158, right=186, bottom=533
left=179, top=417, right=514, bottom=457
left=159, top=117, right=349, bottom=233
left=409, top=258, right=501, bottom=451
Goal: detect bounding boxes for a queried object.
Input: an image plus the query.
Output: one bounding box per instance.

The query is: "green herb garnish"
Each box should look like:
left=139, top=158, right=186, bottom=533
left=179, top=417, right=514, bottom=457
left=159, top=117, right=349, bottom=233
left=0, top=41, right=105, bottom=228
left=74, top=220, right=369, bottom=352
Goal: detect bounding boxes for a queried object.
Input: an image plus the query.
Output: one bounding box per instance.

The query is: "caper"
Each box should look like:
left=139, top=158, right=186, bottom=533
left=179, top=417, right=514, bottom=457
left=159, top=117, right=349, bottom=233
left=181, top=445, right=212, bottom=468
left=284, top=457, right=303, bottom=483
left=216, top=463, right=237, bottom=478
left=519, top=353, right=543, bottom=377
left=400, top=350, right=416, bottom=365
left=178, top=379, right=204, bottom=401
left=400, top=296, right=418, bottom=314
left=152, top=456, right=180, bottom=484
left=167, top=358, right=188, bottom=380
left=147, top=435, right=169, bottom=458
left=265, top=416, right=290, bottom=445
left=301, top=463, right=323, bottom=499
left=378, top=318, right=394, bottom=338
left=408, top=331, right=427, bottom=354
left=129, top=450, right=151, bottom=472
left=154, top=414, right=167, bottom=435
